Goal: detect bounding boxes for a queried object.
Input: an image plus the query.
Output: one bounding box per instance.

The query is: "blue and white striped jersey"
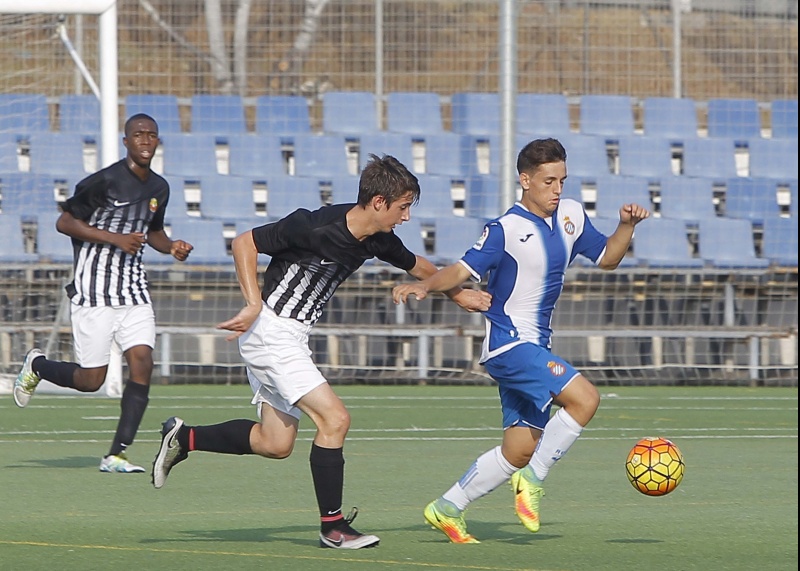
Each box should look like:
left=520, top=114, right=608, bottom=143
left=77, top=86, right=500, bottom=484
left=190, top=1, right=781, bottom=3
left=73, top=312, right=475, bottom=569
left=459, top=199, right=607, bottom=362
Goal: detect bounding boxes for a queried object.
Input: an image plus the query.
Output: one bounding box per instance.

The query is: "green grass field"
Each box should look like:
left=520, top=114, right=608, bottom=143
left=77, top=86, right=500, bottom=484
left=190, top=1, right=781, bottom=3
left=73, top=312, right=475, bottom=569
left=1, top=384, right=797, bottom=571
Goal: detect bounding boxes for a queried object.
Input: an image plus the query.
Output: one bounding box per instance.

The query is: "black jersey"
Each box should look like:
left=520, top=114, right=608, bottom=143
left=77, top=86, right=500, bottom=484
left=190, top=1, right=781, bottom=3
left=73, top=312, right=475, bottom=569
left=251, top=203, right=417, bottom=325
left=61, top=160, right=170, bottom=307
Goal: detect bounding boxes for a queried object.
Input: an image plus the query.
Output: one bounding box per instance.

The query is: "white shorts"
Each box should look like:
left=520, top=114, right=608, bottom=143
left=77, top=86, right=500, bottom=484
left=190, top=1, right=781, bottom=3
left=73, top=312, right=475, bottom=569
left=70, top=303, right=156, bottom=368
left=239, top=304, right=327, bottom=420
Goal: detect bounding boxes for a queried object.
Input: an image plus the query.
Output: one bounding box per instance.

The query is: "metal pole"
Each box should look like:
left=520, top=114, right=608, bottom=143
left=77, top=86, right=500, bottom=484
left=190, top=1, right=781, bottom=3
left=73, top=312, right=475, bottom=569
left=672, top=0, right=683, bottom=98
left=375, top=0, right=384, bottom=130
left=499, top=0, right=518, bottom=211
left=99, top=2, right=119, bottom=167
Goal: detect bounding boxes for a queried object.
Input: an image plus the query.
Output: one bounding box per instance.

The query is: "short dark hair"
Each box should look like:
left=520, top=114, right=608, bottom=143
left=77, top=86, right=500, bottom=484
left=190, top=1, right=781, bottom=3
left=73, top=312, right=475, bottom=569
left=124, top=113, right=158, bottom=137
left=517, top=138, right=567, bottom=174
left=357, top=154, right=420, bottom=207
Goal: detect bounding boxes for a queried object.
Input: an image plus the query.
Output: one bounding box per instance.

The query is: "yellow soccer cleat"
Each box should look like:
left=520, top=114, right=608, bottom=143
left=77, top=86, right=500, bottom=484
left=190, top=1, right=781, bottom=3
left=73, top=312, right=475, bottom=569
left=511, top=469, right=545, bottom=533
left=423, top=499, right=480, bottom=544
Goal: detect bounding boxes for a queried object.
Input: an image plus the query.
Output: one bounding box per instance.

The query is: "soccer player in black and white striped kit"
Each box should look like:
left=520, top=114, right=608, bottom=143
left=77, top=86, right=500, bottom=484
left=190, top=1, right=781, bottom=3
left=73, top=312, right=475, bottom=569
left=151, top=154, right=492, bottom=549
left=14, top=114, right=193, bottom=473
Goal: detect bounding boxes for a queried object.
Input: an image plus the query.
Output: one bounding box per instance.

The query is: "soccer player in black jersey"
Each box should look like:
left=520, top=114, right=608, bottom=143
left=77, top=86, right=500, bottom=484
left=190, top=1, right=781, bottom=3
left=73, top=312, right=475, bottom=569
left=14, top=114, right=193, bottom=473
left=151, top=154, right=492, bottom=549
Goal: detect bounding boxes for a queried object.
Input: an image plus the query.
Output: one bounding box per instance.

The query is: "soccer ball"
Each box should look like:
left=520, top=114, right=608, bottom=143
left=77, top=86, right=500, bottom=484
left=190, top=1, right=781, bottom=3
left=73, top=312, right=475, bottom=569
left=625, top=437, right=685, bottom=496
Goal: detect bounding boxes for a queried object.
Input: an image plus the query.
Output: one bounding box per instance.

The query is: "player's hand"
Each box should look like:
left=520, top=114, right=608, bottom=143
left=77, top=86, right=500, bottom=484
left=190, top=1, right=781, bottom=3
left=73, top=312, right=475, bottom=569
left=216, top=304, right=261, bottom=341
left=171, top=239, right=194, bottom=261
left=392, top=283, right=429, bottom=304
left=619, top=203, right=650, bottom=226
left=115, top=232, right=147, bottom=255
left=451, top=288, right=492, bottom=313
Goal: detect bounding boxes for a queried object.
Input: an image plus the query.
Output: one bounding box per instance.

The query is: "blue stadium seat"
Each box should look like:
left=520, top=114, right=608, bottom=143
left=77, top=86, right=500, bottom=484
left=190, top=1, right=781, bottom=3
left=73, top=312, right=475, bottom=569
left=324, top=175, right=359, bottom=204
left=558, top=133, right=612, bottom=179
left=27, top=133, right=88, bottom=175
left=770, top=99, right=798, bottom=139
left=227, top=133, right=286, bottom=178
left=723, top=177, right=780, bottom=224
left=125, top=94, right=182, bottom=134
left=197, top=174, right=258, bottom=222
left=698, top=218, right=769, bottom=269
left=516, top=93, right=571, bottom=137
left=190, top=94, right=247, bottom=134
left=561, top=176, right=584, bottom=203
left=422, top=132, right=470, bottom=177
left=594, top=175, right=651, bottom=219
left=0, top=132, right=20, bottom=171
left=322, top=91, right=378, bottom=135
left=254, top=95, right=311, bottom=135
left=464, top=175, right=502, bottom=219
left=0, top=173, right=68, bottom=216
left=356, top=133, right=415, bottom=173
left=680, top=138, right=738, bottom=180
left=0, top=93, right=50, bottom=135
left=659, top=176, right=717, bottom=223
left=432, top=215, right=486, bottom=264
left=642, top=97, right=698, bottom=140
left=291, top=134, right=350, bottom=178
left=165, top=218, right=230, bottom=265
left=791, top=180, right=798, bottom=218
left=0, top=214, right=37, bottom=263
left=162, top=176, right=193, bottom=220
left=414, top=174, right=455, bottom=221
left=58, top=94, right=100, bottom=134
left=761, top=216, right=798, bottom=266
left=266, top=175, right=324, bottom=219
left=617, top=136, right=674, bottom=179
left=159, top=133, right=218, bottom=177
left=393, top=218, right=426, bottom=255
left=706, top=98, right=761, bottom=140
left=579, top=95, right=635, bottom=137
left=589, top=217, right=639, bottom=267
left=35, top=212, right=74, bottom=264
left=451, top=92, right=500, bottom=136
left=386, top=92, right=444, bottom=135
left=632, top=217, right=703, bottom=268
left=747, top=138, right=798, bottom=181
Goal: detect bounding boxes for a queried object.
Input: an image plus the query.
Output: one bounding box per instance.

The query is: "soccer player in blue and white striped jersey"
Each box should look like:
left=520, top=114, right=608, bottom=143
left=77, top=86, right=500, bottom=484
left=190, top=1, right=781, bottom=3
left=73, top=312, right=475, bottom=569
left=392, top=138, right=650, bottom=543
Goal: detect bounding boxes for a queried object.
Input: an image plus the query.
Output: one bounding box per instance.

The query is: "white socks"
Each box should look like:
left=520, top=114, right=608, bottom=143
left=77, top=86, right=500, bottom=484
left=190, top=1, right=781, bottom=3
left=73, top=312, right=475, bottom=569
left=529, top=407, right=583, bottom=482
left=441, top=445, right=517, bottom=511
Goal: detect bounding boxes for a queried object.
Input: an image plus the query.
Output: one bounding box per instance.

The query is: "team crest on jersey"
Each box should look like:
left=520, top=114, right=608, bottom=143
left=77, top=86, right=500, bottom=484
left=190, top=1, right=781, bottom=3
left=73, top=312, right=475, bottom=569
left=547, top=361, right=566, bottom=376
left=562, top=216, right=576, bottom=235
left=473, top=225, right=489, bottom=250
left=149, top=198, right=158, bottom=212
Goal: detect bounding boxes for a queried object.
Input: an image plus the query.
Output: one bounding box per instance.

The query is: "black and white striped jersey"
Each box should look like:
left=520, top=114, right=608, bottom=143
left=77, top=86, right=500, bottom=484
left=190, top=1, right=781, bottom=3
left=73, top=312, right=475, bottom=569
left=62, top=160, right=170, bottom=306
left=251, top=203, right=417, bottom=325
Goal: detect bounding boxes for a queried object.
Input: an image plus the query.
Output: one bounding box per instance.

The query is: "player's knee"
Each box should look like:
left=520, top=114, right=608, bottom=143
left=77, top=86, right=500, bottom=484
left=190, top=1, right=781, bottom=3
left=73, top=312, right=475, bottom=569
left=320, top=408, right=351, bottom=438
left=74, top=368, right=107, bottom=392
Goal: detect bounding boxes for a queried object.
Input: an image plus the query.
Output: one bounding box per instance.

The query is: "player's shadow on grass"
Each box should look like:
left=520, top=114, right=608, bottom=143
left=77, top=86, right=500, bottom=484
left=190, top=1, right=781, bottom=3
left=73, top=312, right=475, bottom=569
left=141, top=527, right=319, bottom=548
left=5, top=456, right=99, bottom=469
left=607, top=538, right=664, bottom=544
left=390, top=521, right=562, bottom=544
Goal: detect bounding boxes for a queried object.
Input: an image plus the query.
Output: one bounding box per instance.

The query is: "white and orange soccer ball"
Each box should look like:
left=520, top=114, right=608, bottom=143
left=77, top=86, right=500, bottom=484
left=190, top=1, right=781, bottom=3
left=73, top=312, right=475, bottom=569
left=625, top=437, right=685, bottom=496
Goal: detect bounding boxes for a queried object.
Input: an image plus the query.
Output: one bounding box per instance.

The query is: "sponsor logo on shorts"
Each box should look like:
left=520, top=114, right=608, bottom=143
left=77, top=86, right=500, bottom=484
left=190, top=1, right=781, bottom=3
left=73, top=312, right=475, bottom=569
left=547, top=360, right=566, bottom=376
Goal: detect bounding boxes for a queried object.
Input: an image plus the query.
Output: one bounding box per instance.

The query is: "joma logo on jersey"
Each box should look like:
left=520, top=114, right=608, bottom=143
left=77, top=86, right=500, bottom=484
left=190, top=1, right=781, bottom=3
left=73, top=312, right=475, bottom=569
left=562, top=216, right=575, bottom=235
left=547, top=361, right=566, bottom=376
left=149, top=198, right=158, bottom=212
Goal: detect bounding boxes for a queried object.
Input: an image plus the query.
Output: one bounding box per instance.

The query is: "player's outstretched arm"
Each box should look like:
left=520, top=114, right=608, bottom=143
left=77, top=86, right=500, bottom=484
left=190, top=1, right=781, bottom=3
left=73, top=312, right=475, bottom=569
left=216, top=230, right=262, bottom=341
left=598, top=203, right=650, bottom=270
left=394, top=261, right=485, bottom=310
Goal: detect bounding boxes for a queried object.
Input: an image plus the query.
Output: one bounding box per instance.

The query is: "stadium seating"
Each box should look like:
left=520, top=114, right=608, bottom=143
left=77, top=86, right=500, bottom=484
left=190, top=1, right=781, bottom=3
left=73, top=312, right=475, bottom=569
left=516, top=93, right=571, bottom=137
left=642, top=96, right=699, bottom=140
left=0, top=172, right=73, bottom=217
left=58, top=94, right=100, bottom=134
left=579, top=94, right=635, bottom=137
left=0, top=132, right=20, bottom=171
left=432, top=215, right=486, bottom=264
left=386, top=92, right=445, bottom=135
left=706, top=98, right=761, bottom=140
left=165, top=218, right=230, bottom=265
left=631, top=217, right=703, bottom=268
left=616, top=136, right=674, bottom=179
left=770, top=99, right=798, bottom=139
left=34, top=212, right=74, bottom=264
left=159, top=133, right=219, bottom=177
left=561, top=176, right=584, bottom=203
left=680, top=138, right=738, bottom=180
left=324, top=175, right=359, bottom=204
left=791, top=180, right=798, bottom=217
left=747, top=138, right=798, bottom=181
left=291, top=134, right=350, bottom=178
left=254, top=95, right=311, bottom=135
left=125, top=94, right=182, bottom=134
left=414, top=174, right=456, bottom=221
left=464, top=175, right=502, bottom=219
left=761, top=216, right=798, bottom=266
left=0, top=214, right=37, bottom=263
left=658, top=176, right=717, bottom=222
left=265, top=175, right=324, bottom=219
left=27, top=132, right=88, bottom=174
left=0, top=93, right=50, bottom=135
left=698, top=218, right=769, bottom=269
left=227, top=133, right=286, bottom=178
left=322, top=91, right=378, bottom=135
left=190, top=94, right=247, bottom=134
left=594, top=175, right=651, bottom=220
left=589, top=217, right=639, bottom=267
left=451, top=92, right=501, bottom=136
left=197, top=174, right=258, bottom=222
left=422, top=133, right=470, bottom=178
left=393, top=217, right=426, bottom=255
left=356, top=133, right=415, bottom=173
left=558, top=133, right=612, bottom=179
left=723, top=177, right=780, bottom=223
